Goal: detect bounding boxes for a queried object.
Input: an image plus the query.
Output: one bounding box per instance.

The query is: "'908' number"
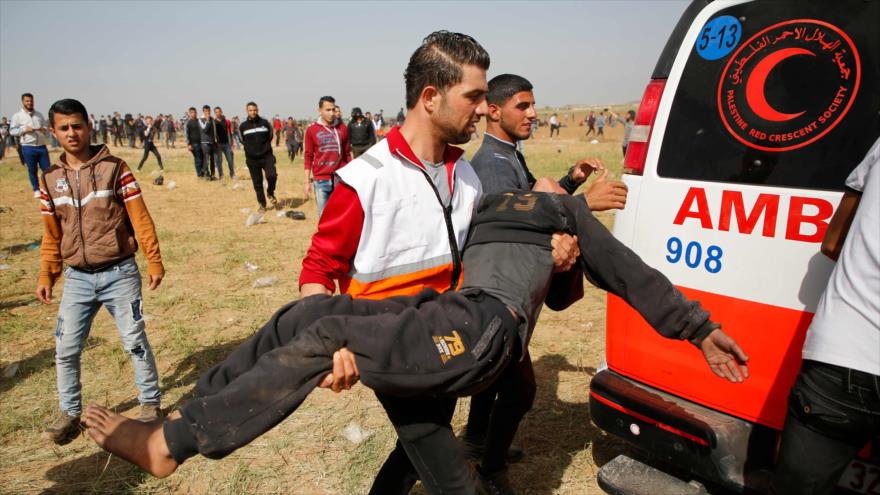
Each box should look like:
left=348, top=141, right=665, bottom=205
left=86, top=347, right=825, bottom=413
left=666, top=237, right=723, bottom=274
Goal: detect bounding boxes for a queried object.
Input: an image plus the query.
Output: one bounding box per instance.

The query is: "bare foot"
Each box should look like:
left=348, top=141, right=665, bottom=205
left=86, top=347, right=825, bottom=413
left=82, top=404, right=178, bottom=478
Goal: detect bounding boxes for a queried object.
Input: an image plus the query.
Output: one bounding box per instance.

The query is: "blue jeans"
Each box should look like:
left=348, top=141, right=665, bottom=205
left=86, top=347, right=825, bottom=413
left=22, top=145, right=51, bottom=191
left=54, top=258, right=160, bottom=416
left=313, top=179, right=334, bottom=218
left=217, top=142, right=235, bottom=178
left=190, top=143, right=204, bottom=176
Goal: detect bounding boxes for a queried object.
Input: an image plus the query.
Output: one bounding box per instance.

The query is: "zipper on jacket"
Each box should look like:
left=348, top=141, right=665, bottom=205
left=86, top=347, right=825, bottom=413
left=401, top=155, right=463, bottom=291
left=74, top=169, right=89, bottom=267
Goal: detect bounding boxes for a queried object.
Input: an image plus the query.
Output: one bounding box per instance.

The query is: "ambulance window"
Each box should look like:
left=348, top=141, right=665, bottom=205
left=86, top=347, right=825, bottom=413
left=656, top=0, right=879, bottom=191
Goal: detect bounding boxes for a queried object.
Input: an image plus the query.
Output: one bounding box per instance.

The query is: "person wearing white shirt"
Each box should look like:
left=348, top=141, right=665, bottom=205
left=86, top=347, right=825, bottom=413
left=773, top=136, right=880, bottom=495
left=9, top=93, right=51, bottom=197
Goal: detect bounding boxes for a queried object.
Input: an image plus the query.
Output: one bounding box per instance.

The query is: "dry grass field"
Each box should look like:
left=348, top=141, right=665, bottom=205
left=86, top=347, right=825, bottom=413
left=0, top=108, right=640, bottom=494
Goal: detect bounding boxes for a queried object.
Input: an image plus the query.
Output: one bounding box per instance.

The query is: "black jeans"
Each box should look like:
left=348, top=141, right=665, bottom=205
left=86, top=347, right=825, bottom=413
left=246, top=155, right=277, bottom=207
left=189, top=144, right=204, bottom=176
left=774, top=360, right=880, bottom=495
left=465, top=349, right=536, bottom=472
left=200, top=143, right=217, bottom=177
left=137, top=142, right=163, bottom=171
left=162, top=290, right=517, bottom=472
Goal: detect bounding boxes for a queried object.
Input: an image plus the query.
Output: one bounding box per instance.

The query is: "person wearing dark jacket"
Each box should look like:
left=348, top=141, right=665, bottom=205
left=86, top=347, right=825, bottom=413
left=137, top=116, right=163, bottom=172
left=184, top=107, right=204, bottom=177
left=198, top=105, right=218, bottom=179
left=213, top=107, right=235, bottom=179
left=347, top=107, right=376, bottom=158
left=81, top=190, right=749, bottom=483
left=239, top=102, right=277, bottom=211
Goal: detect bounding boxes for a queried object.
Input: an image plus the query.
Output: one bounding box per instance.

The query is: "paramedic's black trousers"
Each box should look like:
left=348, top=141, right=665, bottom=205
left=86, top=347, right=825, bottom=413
left=163, top=290, right=518, bottom=464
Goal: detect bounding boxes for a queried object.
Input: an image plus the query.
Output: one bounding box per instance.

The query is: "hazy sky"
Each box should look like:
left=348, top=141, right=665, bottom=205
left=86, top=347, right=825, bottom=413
left=1, top=0, right=688, bottom=120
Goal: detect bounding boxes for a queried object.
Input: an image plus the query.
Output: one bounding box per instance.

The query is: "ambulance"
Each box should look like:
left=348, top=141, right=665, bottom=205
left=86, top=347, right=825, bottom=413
left=588, top=0, right=879, bottom=493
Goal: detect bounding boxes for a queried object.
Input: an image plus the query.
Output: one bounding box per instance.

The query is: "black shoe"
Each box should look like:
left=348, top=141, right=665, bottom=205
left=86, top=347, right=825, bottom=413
left=476, top=466, right=516, bottom=495
left=462, top=436, right=525, bottom=464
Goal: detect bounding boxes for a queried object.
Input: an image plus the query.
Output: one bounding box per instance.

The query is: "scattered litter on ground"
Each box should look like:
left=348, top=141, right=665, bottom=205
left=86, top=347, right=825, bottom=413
left=276, top=211, right=288, bottom=218
left=285, top=211, right=306, bottom=220
left=244, top=262, right=259, bottom=272
left=239, top=207, right=251, bottom=214
left=245, top=213, right=265, bottom=226
left=581, top=322, right=594, bottom=330
left=28, top=242, right=39, bottom=250
left=252, top=277, right=275, bottom=289
left=0, top=205, right=13, bottom=213
left=166, top=180, right=177, bottom=190
left=2, top=363, right=19, bottom=379
left=0, top=264, right=10, bottom=270
left=232, top=183, right=243, bottom=190
left=590, top=139, right=599, bottom=144
left=153, top=176, right=164, bottom=186
left=342, top=423, right=373, bottom=445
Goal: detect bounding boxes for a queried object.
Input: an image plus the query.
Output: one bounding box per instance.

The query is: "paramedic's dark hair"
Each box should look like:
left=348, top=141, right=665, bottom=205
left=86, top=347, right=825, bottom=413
left=404, top=31, right=490, bottom=109
left=487, top=74, right=533, bottom=106
left=49, top=99, right=89, bottom=126
left=318, top=96, right=336, bottom=108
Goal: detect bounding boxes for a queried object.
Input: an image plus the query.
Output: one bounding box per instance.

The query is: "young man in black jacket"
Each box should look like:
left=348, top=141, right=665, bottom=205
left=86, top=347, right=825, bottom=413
left=239, top=102, right=277, bottom=211
left=213, top=106, right=235, bottom=180
left=184, top=107, right=204, bottom=177
left=82, top=190, right=749, bottom=486
left=198, top=105, right=218, bottom=180
left=347, top=107, right=376, bottom=158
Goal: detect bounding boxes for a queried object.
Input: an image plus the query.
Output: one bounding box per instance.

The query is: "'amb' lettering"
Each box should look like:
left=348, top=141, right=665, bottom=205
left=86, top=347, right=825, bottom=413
left=673, top=187, right=833, bottom=242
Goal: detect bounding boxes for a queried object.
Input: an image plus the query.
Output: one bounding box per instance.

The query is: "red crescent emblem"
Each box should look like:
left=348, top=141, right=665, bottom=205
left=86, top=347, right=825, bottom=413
left=745, top=47, right=813, bottom=122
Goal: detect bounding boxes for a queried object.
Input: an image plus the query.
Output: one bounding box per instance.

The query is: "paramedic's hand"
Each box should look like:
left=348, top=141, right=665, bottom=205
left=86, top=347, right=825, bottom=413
left=584, top=169, right=628, bottom=211
left=148, top=273, right=163, bottom=290
left=700, top=328, right=749, bottom=383
left=551, top=233, right=580, bottom=273
left=36, top=285, right=52, bottom=304
left=570, top=158, right=604, bottom=183
left=319, top=347, right=360, bottom=392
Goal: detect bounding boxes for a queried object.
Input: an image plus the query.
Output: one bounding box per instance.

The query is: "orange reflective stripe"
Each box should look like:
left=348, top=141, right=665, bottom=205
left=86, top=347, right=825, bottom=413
left=341, top=263, right=463, bottom=300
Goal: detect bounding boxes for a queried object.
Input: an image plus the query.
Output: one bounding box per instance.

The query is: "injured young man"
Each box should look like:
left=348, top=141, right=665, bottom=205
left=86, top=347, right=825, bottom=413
left=81, top=191, right=749, bottom=478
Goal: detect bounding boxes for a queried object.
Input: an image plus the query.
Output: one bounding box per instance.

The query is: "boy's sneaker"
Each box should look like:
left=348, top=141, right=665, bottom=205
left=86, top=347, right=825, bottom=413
left=33, top=191, right=41, bottom=198
left=476, top=466, right=516, bottom=495
left=43, top=413, right=81, bottom=445
left=136, top=404, right=163, bottom=423
left=462, top=435, right=525, bottom=464
left=269, top=195, right=279, bottom=209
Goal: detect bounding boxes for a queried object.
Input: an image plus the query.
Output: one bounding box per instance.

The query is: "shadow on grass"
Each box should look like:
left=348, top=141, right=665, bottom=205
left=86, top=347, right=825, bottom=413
left=0, top=337, right=108, bottom=395
left=0, top=295, right=37, bottom=311
left=277, top=197, right=307, bottom=209
left=41, top=449, right=149, bottom=495
left=160, top=335, right=249, bottom=411
left=511, top=353, right=621, bottom=494
left=2, top=239, right=41, bottom=257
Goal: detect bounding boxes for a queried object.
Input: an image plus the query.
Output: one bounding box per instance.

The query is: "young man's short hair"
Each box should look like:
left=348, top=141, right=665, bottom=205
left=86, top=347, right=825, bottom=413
left=214, top=106, right=222, bottom=112
left=487, top=74, right=533, bottom=106
left=318, top=96, right=335, bottom=108
left=246, top=102, right=257, bottom=108
left=404, top=31, right=490, bottom=109
left=22, top=92, right=33, bottom=100
left=202, top=105, right=210, bottom=111
left=48, top=99, right=89, bottom=126
left=188, top=106, right=197, bottom=112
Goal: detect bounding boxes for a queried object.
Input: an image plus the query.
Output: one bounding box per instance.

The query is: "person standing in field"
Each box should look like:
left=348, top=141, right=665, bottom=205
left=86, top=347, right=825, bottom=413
left=302, top=95, right=351, bottom=217
left=184, top=107, right=204, bottom=177
left=10, top=92, right=51, bottom=198
left=273, top=115, right=282, bottom=147
left=548, top=112, right=560, bottom=138
left=239, top=102, right=278, bottom=212
left=347, top=107, right=376, bottom=158
left=396, top=107, right=406, bottom=125
left=284, top=117, right=299, bottom=163
left=38, top=98, right=165, bottom=445
left=161, top=114, right=174, bottom=148
left=584, top=111, right=596, bottom=137
left=231, top=116, right=242, bottom=150
left=198, top=105, right=218, bottom=180
left=213, top=106, right=235, bottom=180
left=136, top=116, right=163, bottom=172
left=596, top=110, right=605, bottom=137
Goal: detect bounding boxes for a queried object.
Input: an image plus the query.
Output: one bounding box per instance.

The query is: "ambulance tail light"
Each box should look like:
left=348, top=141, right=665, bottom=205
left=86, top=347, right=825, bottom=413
left=624, top=79, right=666, bottom=176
